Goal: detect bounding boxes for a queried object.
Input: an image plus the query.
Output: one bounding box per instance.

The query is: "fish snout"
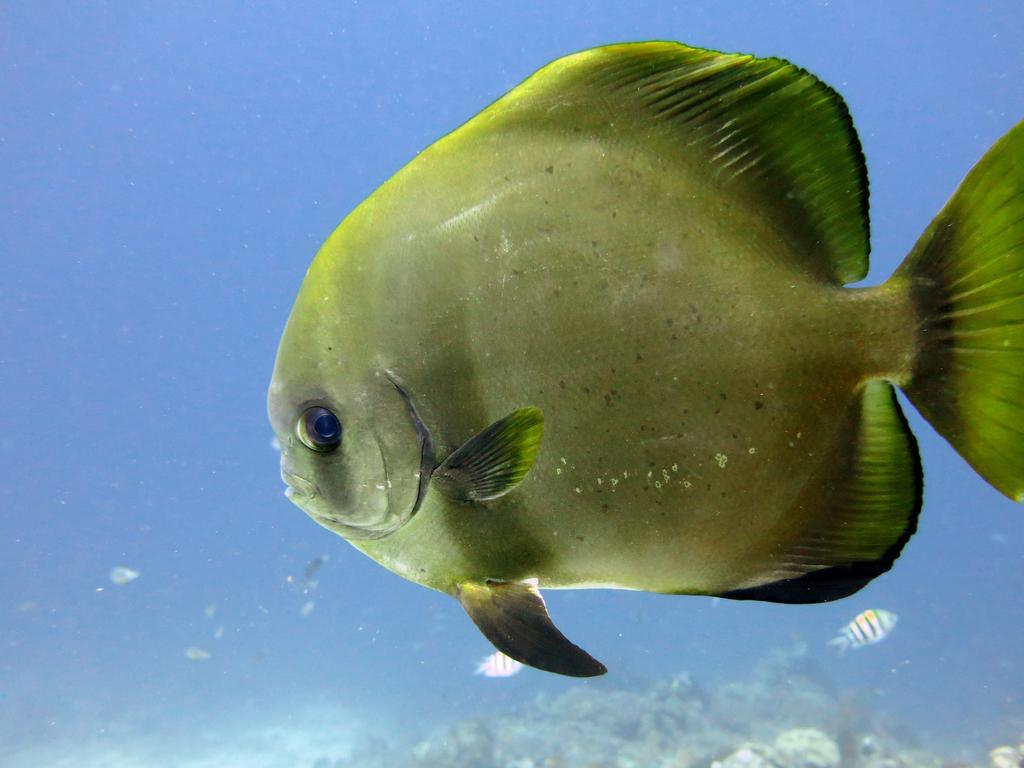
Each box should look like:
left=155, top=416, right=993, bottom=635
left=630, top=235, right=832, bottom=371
left=280, top=457, right=318, bottom=500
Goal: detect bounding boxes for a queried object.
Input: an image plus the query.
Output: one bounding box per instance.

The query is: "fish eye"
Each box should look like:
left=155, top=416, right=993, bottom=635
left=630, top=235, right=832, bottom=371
left=297, top=406, right=342, bottom=453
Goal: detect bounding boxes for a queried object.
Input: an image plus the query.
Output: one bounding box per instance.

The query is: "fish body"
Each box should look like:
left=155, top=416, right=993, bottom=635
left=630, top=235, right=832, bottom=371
left=475, top=651, right=524, bottom=678
left=829, top=609, right=898, bottom=653
left=269, top=42, right=1024, bottom=676
left=109, top=566, right=140, bottom=586
left=185, top=646, right=211, bottom=661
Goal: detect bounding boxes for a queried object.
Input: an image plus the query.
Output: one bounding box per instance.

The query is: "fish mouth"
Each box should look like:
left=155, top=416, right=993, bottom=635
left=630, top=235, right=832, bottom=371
left=281, top=463, right=318, bottom=501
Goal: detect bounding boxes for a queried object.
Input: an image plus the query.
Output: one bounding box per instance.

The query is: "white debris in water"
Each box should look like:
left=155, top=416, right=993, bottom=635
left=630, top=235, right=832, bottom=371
left=109, top=566, right=140, bottom=586
left=714, top=453, right=728, bottom=469
left=300, top=600, right=315, bottom=617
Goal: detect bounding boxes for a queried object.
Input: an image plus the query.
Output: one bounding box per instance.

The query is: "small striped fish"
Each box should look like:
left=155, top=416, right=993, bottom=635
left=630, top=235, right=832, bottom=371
left=475, top=650, right=524, bottom=678
left=828, top=609, right=898, bottom=653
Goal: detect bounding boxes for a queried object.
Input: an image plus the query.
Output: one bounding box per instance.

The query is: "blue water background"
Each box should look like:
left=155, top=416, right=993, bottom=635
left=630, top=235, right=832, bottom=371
left=3, top=1, right=1023, bottom=759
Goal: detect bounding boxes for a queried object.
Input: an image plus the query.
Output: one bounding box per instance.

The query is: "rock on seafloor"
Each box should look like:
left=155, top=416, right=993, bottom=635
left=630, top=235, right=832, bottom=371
left=331, top=646, right=1015, bottom=768
left=773, top=729, right=840, bottom=768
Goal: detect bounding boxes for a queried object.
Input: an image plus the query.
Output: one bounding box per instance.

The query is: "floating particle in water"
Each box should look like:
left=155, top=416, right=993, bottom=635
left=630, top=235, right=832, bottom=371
left=299, top=600, right=315, bottom=617
left=109, top=566, right=140, bottom=586
left=213, top=625, right=225, bottom=640
left=204, top=604, right=217, bottom=619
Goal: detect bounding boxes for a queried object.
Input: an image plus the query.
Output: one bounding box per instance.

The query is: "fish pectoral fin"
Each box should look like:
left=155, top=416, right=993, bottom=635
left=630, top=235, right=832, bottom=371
left=432, top=407, right=544, bottom=502
left=722, top=380, right=921, bottom=603
left=456, top=578, right=606, bottom=678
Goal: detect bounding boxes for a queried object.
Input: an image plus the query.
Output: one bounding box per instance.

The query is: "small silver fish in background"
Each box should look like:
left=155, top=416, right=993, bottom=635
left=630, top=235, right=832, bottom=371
left=108, top=566, right=140, bottom=586
left=303, top=555, right=327, bottom=584
left=185, top=646, right=211, bottom=661
left=475, top=651, right=524, bottom=678
left=829, top=609, right=898, bottom=653
left=290, top=555, right=328, bottom=595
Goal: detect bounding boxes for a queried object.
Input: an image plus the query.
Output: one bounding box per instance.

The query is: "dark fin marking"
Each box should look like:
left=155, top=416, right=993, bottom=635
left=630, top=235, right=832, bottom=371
left=433, top=407, right=544, bottom=502
left=723, top=381, right=921, bottom=603
left=456, top=579, right=606, bottom=677
left=476, top=42, right=869, bottom=284
left=894, top=119, right=1024, bottom=501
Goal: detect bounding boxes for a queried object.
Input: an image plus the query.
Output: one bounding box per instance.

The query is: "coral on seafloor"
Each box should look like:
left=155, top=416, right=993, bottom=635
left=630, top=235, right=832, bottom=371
left=325, top=646, right=1018, bottom=768
left=988, top=744, right=1024, bottom=768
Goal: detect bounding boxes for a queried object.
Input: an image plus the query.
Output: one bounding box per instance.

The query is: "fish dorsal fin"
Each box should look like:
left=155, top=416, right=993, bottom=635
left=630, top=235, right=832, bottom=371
left=464, top=42, right=869, bottom=284
left=723, top=380, right=921, bottom=603
left=456, top=578, right=606, bottom=677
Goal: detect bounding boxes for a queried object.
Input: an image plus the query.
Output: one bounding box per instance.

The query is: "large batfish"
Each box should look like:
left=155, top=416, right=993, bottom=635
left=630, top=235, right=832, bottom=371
left=268, top=42, right=1024, bottom=676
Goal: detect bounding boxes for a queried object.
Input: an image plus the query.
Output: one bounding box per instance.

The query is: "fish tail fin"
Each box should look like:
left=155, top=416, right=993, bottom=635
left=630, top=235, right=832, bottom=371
left=827, top=635, right=850, bottom=655
left=894, top=119, right=1024, bottom=501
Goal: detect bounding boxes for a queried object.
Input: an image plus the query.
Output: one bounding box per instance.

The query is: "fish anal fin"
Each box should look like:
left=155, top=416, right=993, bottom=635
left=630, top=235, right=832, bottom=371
left=434, top=407, right=544, bottom=502
left=724, top=380, right=921, bottom=604
left=456, top=579, right=607, bottom=678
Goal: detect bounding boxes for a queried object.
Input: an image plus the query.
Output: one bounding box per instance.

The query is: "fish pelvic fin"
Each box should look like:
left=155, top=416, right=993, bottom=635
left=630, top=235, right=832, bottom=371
left=433, top=407, right=544, bottom=502
left=895, top=119, right=1024, bottom=501
left=455, top=579, right=606, bottom=678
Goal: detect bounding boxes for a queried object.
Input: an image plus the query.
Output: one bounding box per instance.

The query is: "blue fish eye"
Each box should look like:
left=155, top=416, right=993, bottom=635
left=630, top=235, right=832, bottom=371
left=298, top=406, right=342, bottom=452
